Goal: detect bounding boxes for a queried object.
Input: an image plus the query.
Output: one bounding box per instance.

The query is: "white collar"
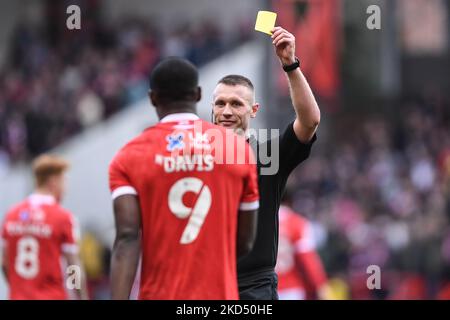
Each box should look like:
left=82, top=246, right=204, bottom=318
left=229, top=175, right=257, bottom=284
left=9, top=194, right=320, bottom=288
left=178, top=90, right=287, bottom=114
left=28, top=193, right=56, bottom=206
left=160, top=113, right=200, bottom=123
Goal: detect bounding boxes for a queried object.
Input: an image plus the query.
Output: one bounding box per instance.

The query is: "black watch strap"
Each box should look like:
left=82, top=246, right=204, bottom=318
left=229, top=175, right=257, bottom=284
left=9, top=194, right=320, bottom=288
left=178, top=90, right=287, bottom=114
left=282, top=57, right=300, bottom=72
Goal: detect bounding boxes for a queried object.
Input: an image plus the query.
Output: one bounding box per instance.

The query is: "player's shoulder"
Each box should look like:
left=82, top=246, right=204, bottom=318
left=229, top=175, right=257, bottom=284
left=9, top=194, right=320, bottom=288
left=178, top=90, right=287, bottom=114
left=3, top=200, right=28, bottom=221
left=47, top=203, right=73, bottom=220
left=110, top=127, right=157, bottom=164
left=192, top=119, right=230, bottom=137
left=197, top=120, right=232, bottom=134
left=42, top=205, right=77, bottom=237
left=172, top=119, right=251, bottom=151
left=55, top=204, right=73, bottom=217
left=201, top=119, right=225, bottom=131
left=121, top=127, right=155, bottom=151
left=59, top=209, right=77, bottom=228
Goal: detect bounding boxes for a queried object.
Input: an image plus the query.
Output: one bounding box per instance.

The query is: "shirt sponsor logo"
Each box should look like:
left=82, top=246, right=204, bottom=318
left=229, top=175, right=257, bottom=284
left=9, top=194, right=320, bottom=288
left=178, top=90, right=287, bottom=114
left=166, top=132, right=185, bottom=152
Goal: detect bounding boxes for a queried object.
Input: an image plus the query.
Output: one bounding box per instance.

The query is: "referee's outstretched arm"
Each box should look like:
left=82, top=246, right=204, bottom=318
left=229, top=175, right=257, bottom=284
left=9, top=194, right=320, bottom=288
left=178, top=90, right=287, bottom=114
left=271, top=26, right=321, bottom=143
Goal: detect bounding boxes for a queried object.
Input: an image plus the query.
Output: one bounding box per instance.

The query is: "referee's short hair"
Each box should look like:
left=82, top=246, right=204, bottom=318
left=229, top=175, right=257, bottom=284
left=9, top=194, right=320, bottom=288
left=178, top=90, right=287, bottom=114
left=150, top=57, right=199, bottom=103
left=218, top=75, right=254, bottom=91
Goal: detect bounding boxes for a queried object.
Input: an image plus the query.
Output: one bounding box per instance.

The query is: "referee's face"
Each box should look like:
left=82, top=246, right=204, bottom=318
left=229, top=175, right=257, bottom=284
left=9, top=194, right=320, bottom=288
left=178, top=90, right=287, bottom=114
left=212, top=83, right=258, bottom=133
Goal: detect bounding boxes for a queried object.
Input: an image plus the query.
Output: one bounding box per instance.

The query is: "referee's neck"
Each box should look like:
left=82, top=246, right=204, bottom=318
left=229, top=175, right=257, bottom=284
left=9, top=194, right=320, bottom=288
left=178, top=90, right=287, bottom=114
left=237, top=128, right=251, bottom=141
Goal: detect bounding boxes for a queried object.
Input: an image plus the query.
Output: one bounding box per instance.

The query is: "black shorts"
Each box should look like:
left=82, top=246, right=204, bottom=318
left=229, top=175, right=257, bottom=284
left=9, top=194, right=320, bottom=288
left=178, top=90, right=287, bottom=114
left=238, top=271, right=279, bottom=300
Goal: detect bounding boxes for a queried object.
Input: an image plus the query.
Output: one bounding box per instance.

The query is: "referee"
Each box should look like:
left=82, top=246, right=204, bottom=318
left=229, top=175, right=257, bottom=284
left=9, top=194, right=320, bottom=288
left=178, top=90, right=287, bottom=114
left=212, top=26, right=320, bottom=299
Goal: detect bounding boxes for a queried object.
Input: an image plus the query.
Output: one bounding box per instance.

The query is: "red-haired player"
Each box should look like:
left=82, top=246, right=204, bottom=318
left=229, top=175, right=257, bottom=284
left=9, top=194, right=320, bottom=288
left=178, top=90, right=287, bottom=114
left=1, top=155, right=87, bottom=300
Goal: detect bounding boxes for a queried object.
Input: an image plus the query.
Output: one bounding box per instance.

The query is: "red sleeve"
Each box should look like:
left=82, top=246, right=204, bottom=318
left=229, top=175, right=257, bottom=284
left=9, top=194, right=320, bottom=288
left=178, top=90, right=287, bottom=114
left=109, top=151, right=138, bottom=200
left=60, top=211, right=80, bottom=254
left=296, top=251, right=327, bottom=292
left=239, top=142, right=259, bottom=211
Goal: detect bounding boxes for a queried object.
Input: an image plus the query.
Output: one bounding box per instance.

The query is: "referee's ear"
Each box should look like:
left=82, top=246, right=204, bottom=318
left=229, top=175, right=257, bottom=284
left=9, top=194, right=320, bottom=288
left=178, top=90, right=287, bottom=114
left=250, top=103, right=260, bottom=118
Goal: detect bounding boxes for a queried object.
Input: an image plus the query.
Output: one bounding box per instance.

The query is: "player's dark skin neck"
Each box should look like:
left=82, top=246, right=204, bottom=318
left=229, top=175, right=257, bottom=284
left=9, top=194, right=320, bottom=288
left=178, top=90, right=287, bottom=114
left=150, top=87, right=201, bottom=121
left=155, top=102, right=198, bottom=120
left=149, top=87, right=202, bottom=120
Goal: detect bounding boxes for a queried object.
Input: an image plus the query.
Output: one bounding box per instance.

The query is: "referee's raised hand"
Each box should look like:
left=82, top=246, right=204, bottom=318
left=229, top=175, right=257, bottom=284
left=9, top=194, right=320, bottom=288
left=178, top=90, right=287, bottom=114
left=271, top=26, right=296, bottom=65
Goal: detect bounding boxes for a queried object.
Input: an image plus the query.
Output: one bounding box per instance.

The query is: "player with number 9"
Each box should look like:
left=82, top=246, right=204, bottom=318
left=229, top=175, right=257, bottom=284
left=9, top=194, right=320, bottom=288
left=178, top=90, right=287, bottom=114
left=109, top=58, right=259, bottom=300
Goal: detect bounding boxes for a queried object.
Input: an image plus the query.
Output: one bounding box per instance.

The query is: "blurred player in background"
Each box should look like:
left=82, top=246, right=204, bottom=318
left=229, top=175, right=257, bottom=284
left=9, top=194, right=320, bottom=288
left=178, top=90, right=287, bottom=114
left=276, top=191, right=329, bottom=300
left=109, top=57, right=259, bottom=300
left=0, top=155, right=87, bottom=300
left=212, top=26, right=320, bottom=299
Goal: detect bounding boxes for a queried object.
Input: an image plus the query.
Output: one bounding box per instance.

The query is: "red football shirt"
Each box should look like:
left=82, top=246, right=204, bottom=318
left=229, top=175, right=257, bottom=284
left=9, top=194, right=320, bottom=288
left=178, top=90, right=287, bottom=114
left=1, top=194, right=79, bottom=300
left=276, top=206, right=327, bottom=300
left=109, top=113, right=259, bottom=300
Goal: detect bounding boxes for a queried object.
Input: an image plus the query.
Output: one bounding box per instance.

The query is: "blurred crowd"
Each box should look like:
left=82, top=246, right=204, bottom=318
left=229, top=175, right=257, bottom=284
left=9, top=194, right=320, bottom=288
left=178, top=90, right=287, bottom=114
left=0, top=17, right=252, bottom=174
left=289, top=94, right=450, bottom=299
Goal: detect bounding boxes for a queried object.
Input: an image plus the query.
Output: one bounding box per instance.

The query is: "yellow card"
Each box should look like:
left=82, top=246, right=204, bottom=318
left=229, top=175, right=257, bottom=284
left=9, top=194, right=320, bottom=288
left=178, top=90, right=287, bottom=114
left=255, top=11, right=277, bottom=35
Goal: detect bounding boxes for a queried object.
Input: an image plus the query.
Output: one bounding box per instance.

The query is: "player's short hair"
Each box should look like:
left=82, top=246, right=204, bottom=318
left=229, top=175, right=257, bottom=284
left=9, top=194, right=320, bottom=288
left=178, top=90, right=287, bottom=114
left=32, top=154, right=69, bottom=187
left=217, top=75, right=254, bottom=91
left=150, top=57, right=199, bottom=103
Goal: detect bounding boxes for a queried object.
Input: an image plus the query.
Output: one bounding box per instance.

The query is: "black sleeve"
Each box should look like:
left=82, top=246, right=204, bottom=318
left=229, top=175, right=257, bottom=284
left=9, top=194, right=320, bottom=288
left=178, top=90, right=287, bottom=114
left=278, top=121, right=317, bottom=178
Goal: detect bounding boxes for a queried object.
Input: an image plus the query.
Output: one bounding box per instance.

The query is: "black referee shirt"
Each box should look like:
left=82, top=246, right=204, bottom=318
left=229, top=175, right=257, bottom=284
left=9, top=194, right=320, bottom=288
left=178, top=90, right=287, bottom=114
left=238, top=121, right=317, bottom=284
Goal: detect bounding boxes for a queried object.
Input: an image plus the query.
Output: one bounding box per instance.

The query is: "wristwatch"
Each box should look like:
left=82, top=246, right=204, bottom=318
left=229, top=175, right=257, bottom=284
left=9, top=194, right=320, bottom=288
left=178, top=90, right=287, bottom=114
left=282, top=57, right=300, bottom=72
